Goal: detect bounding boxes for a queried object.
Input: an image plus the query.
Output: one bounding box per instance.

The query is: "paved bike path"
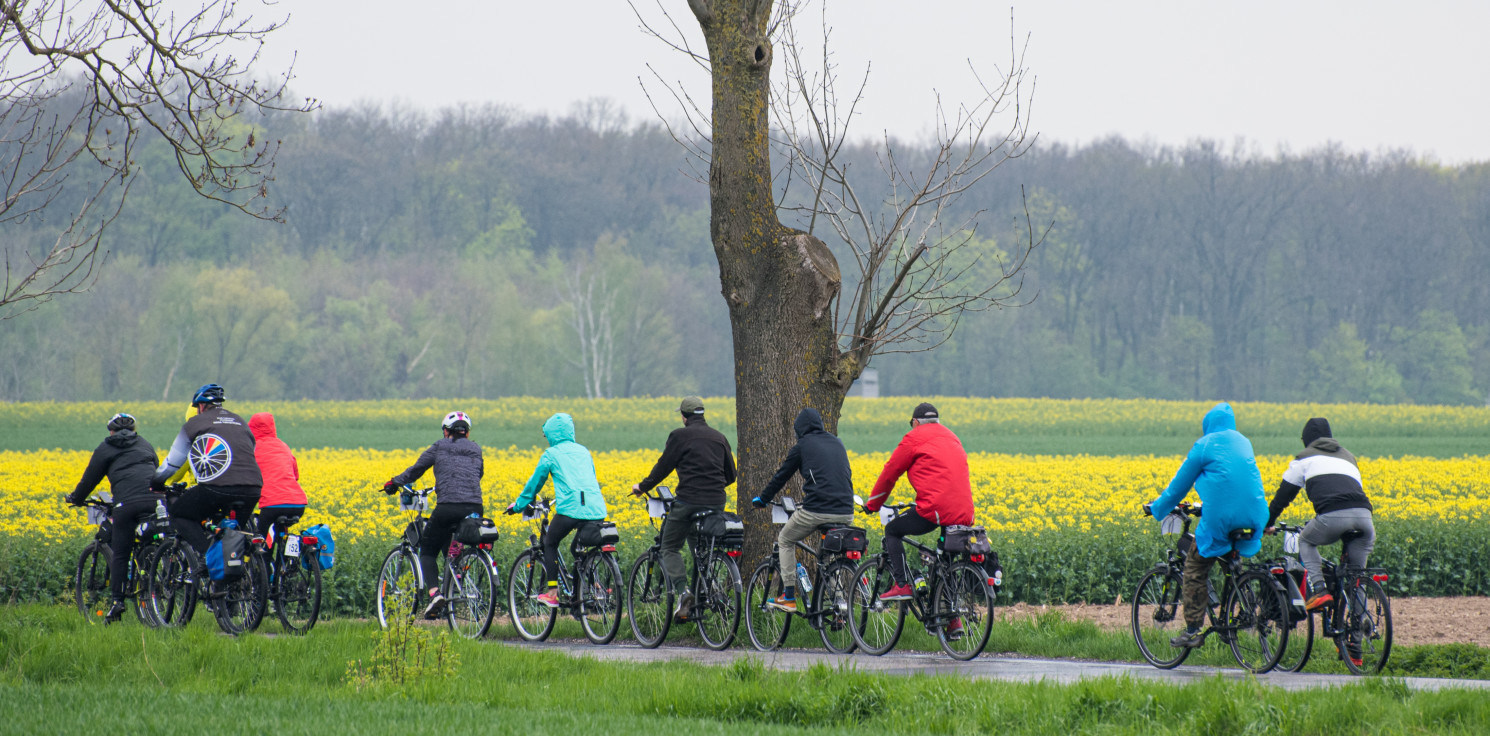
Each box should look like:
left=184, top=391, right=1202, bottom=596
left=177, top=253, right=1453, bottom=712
left=512, top=641, right=1490, bottom=692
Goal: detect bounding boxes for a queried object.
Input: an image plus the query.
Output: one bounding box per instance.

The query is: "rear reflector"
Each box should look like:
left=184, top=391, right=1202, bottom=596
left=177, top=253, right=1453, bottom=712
left=725, top=550, right=742, bottom=558
left=601, top=545, right=617, bottom=552
left=1372, top=573, right=1389, bottom=582
left=846, top=550, right=862, bottom=560
left=301, top=536, right=318, bottom=546
left=478, top=543, right=492, bottom=550
left=970, top=554, right=985, bottom=563
left=1270, top=567, right=1285, bottom=575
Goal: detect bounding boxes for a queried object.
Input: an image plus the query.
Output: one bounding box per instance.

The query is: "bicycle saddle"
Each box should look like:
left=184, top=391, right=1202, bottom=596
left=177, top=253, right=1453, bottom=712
left=1339, top=529, right=1365, bottom=542
left=1227, top=528, right=1256, bottom=542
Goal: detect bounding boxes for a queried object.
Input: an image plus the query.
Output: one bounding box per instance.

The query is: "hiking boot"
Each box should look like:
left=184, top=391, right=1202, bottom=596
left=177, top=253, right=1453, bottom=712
left=1304, top=582, right=1333, bottom=611
left=1170, top=628, right=1206, bottom=649
left=534, top=590, right=560, bottom=608
left=769, top=594, right=797, bottom=612
left=103, top=599, right=127, bottom=625
left=422, top=592, right=448, bottom=619
left=674, top=591, right=694, bottom=622
left=945, top=617, right=965, bottom=641
left=878, top=583, right=914, bottom=602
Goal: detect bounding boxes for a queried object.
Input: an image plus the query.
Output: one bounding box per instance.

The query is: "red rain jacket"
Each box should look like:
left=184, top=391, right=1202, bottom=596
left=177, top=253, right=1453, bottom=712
left=866, top=422, right=974, bottom=526
left=249, top=413, right=306, bottom=507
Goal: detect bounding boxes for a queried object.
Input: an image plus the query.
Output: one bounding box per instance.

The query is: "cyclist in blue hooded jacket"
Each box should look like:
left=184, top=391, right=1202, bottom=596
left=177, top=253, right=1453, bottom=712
left=506, top=413, right=607, bottom=608
left=1145, top=402, right=1268, bottom=649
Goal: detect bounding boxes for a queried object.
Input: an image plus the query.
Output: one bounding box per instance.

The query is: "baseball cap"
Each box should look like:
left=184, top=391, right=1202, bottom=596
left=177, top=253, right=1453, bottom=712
left=679, top=396, right=705, bottom=415
left=912, top=402, right=939, bottom=420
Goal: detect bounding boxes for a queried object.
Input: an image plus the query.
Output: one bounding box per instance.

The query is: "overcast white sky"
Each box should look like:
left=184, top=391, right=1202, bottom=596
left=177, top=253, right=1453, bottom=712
left=252, top=1, right=1490, bottom=163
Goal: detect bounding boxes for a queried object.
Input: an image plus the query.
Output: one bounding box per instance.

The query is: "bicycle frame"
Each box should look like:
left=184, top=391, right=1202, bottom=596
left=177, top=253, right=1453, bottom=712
left=760, top=498, right=864, bottom=625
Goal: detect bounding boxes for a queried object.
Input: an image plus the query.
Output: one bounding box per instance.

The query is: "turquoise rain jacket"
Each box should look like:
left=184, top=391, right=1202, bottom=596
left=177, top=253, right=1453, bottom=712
left=1149, top=403, right=1268, bottom=559
left=514, top=413, right=606, bottom=521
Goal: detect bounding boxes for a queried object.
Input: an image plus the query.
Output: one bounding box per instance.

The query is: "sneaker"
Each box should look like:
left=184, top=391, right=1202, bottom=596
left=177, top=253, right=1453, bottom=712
left=674, top=591, right=694, bottom=622
left=945, top=617, right=964, bottom=641
left=879, top=583, right=914, bottom=602
left=769, top=594, right=797, bottom=612
left=103, top=599, right=127, bottom=625
left=422, top=592, right=448, bottom=619
left=534, top=590, right=559, bottom=608
left=1170, top=628, right=1206, bottom=648
left=1304, top=583, right=1333, bottom=611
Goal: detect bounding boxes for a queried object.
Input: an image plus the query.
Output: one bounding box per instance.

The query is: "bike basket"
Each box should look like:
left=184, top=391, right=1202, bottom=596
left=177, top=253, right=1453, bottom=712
left=1283, top=530, right=1300, bottom=554
left=454, top=516, right=500, bottom=545
left=942, top=525, right=992, bottom=555
left=820, top=526, right=868, bottom=553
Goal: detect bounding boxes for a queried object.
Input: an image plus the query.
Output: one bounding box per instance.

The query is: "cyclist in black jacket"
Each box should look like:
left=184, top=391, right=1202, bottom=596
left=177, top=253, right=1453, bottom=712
left=632, top=396, right=736, bottom=620
left=66, top=413, right=163, bottom=623
left=153, top=384, right=263, bottom=556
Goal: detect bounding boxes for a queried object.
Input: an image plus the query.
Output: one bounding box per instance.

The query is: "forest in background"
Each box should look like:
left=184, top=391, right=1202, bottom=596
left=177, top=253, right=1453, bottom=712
left=3, top=99, right=1488, bottom=405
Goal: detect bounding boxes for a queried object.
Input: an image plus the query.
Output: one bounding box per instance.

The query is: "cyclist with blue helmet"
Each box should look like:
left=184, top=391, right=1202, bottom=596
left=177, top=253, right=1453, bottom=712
left=66, top=413, right=162, bottom=623
left=153, top=384, right=263, bottom=555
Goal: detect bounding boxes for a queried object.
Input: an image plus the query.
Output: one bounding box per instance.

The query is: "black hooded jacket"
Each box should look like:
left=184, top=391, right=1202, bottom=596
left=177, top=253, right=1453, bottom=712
left=757, top=409, right=855, bottom=516
left=1266, top=418, right=1372, bottom=528
left=69, top=430, right=161, bottom=505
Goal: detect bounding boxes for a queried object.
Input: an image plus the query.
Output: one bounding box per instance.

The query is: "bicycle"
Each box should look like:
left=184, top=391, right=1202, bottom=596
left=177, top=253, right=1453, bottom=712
left=143, top=489, right=269, bottom=636
left=1261, top=524, right=1313, bottom=672
left=846, top=503, right=997, bottom=661
left=250, top=510, right=324, bottom=635
left=1271, top=523, right=1393, bottom=675
left=624, top=486, right=743, bottom=650
left=1130, top=502, right=1292, bottom=673
left=743, top=496, right=868, bottom=653
left=506, top=496, right=625, bottom=645
left=373, top=485, right=500, bottom=639
left=74, top=494, right=170, bottom=626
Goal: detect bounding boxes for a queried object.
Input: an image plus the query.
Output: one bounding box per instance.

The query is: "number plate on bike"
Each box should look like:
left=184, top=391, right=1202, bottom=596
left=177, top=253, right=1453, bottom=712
left=1283, top=531, right=1300, bottom=554
left=771, top=505, right=789, bottom=524
left=646, top=498, right=667, bottom=518
left=285, top=535, right=301, bottom=557
left=1160, top=512, right=1185, bottom=535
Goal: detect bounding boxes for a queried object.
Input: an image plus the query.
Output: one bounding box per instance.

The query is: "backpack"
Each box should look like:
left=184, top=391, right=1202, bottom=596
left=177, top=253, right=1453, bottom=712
left=206, top=528, right=249, bottom=581
left=301, top=523, right=336, bottom=570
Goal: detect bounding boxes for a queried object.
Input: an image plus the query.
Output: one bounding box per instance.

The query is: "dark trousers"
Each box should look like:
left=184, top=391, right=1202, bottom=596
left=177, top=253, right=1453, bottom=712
left=542, top=514, right=588, bottom=586
left=256, top=505, right=307, bottom=538
left=419, top=503, right=482, bottom=588
left=882, top=512, right=939, bottom=584
left=1182, top=551, right=1219, bottom=629
left=170, top=484, right=261, bottom=554
left=660, top=501, right=723, bottom=595
left=110, top=497, right=162, bottom=600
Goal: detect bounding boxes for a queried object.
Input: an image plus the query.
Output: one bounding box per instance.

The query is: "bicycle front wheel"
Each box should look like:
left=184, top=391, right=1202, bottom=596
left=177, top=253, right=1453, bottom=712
left=847, top=554, right=906, bottom=656
left=579, top=552, right=624, bottom=645
left=75, top=541, right=111, bottom=624
left=1131, top=567, right=1191, bottom=669
left=933, top=561, right=995, bottom=660
left=508, top=549, right=558, bottom=642
left=1223, top=571, right=1290, bottom=674
left=275, top=552, right=323, bottom=635
left=1277, top=607, right=1314, bottom=673
left=696, top=554, right=742, bottom=651
left=446, top=548, right=497, bottom=639
left=1340, top=576, right=1392, bottom=675
left=131, top=544, right=160, bottom=627
left=744, top=562, right=791, bottom=652
left=212, top=552, right=268, bottom=636
left=375, top=547, right=423, bottom=629
left=146, top=540, right=199, bottom=629
left=816, top=559, right=859, bottom=654
left=626, top=549, right=673, bottom=648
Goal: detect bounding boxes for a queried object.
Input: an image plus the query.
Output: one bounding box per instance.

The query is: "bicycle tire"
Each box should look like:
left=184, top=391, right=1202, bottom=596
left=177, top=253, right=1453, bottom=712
left=508, top=549, right=558, bottom=642
left=274, top=551, right=323, bottom=635
left=627, top=549, right=673, bottom=648
left=1223, top=570, right=1289, bottom=674
left=132, top=544, right=160, bottom=627
left=375, top=546, right=423, bottom=629
left=847, top=554, right=906, bottom=656
left=212, top=551, right=268, bottom=636
left=695, top=554, right=742, bottom=651
left=579, top=552, right=624, bottom=645
left=446, top=547, right=497, bottom=639
left=75, top=542, right=111, bottom=624
left=146, top=539, right=199, bottom=629
left=744, top=562, right=791, bottom=652
left=1131, top=567, right=1191, bottom=669
left=1340, top=576, right=1392, bottom=675
left=816, top=559, right=859, bottom=654
left=1277, top=607, right=1314, bottom=673
left=934, top=561, right=995, bottom=660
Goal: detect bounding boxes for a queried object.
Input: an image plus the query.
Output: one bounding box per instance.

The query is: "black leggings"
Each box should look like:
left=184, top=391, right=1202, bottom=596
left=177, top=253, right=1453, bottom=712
left=170, top=485, right=260, bottom=554
left=110, top=497, right=162, bottom=600
left=542, top=514, right=588, bottom=586
left=882, top=512, right=939, bottom=584
left=256, top=505, right=306, bottom=537
left=419, top=503, right=482, bottom=589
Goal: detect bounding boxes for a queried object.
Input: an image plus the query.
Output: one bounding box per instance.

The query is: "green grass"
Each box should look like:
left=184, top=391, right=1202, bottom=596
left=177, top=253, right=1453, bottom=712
left=2, top=606, right=1488, bottom=735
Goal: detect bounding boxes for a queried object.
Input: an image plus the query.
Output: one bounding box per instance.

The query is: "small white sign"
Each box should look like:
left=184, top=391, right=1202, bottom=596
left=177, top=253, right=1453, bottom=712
left=878, top=507, right=896, bottom=527
left=771, top=505, right=789, bottom=524
left=1160, top=513, right=1185, bottom=535
left=285, top=535, right=301, bottom=557
left=647, top=498, right=668, bottom=519
left=1283, top=531, right=1300, bottom=555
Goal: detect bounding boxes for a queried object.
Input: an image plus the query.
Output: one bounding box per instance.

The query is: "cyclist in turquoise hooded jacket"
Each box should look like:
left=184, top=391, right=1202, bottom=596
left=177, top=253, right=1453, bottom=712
left=1145, top=402, right=1268, bottom=649
left=506, top=413, right=607, bottom=608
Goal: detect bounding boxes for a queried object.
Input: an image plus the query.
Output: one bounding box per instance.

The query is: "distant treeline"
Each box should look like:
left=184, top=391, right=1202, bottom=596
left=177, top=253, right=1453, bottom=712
left=3, top=99, right=1487, bottom=404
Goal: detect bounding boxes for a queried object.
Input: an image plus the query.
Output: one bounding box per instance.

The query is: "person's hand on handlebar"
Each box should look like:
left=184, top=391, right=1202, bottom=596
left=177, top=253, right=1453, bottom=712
left=1141, top=502, right=1153, bottom=517
left=65, top=494, right=84, bottom=508
left=751, top=496, right=766, bottom=509
left=382, top=479, right=399, bottom=495
left=1264, top=526, right=1278, bottom=535
left=631, top=483, right=644, bottom=497
left=504, top=504, right=520, bottom=515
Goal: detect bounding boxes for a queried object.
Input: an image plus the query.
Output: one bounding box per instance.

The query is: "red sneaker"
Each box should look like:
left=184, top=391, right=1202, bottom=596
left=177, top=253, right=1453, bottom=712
left=1304, top=590, right=1333, bottom=611
left=879, top=583, right=914, bottom=601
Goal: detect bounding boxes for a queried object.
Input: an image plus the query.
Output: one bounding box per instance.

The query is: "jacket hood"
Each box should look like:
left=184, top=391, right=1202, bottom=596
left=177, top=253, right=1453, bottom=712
left=1301, top=417, right=1332, bottom=447
left=249, top=413, right=277, bottom=440
left=1201, top=403, right=1237, bottom=435
left=794, top=408, right=825, bottom=438
left=1307, top=437, right=1342, bottom=453
left=543, top=413, right=576, bottom=446
left=105, top=429, right=139, bottom=448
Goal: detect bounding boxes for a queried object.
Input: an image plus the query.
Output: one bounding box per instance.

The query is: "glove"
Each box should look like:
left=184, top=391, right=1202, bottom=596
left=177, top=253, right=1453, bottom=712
left=65, top=495, right=84, bottom=508
left=1142, top=503, right=1153, bottom=517
left=751, top=496, right=766, bottom=509
left=504, top=505, right=520, bottom=516
left=383, top=480, right=399, bottom=495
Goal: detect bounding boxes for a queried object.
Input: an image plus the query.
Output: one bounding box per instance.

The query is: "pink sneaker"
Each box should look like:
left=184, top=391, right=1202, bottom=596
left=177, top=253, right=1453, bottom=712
left=879, top=583, right=914, bottom=601
left=534, top=590, right=559, bottom=608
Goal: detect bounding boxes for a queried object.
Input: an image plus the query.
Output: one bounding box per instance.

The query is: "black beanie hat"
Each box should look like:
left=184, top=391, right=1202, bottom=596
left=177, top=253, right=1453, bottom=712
left=1301, top=417, right=1332, bottom=447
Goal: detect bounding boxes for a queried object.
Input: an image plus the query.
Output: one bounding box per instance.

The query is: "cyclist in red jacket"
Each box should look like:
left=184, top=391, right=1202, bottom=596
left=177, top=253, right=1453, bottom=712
left=249, top=412, right=307, bottom=541
left=864, top=402, right=974, bottom=604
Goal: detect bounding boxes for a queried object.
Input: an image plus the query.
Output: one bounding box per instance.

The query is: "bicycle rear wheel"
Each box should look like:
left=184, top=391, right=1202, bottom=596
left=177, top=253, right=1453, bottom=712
left=212, top=552, right=268, bottom=636
left=1277, top=607, right=1314, bottom=673
left=579, top=552, right=624, bottom=645
left=626, top=550, right=673, bottom=648
left=275, top=553, right=323, bottom=635
left=816, top=560, right=859, bottom=654
left=146, top=540, right=199, bottom=628
left=934, top=561, right=995, bottom=660
left=1340, top=576, right=1392, bottom=675
left=375, top=547, right=423, bottom=629
left=1131, top=567, right=1191, bottom=669
left=508, top=549, right=558, bottom=642
left=131, top=544, right=160, bottom=626
left=744, top=562, right=791, bottom=652
left=75, top=542, right=111, bottom=624
left=446, top=548, right=497, bottom=639
left=1223, top=571, right=1289, bottom=673
left=696, top=554, right=742, bottom=651
left=847, top=555, right=906, bottom=656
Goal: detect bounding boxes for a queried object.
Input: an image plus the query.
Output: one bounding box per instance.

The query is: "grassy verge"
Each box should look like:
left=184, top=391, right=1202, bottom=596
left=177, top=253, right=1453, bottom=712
left=2, top=607, right=1488, bottom=735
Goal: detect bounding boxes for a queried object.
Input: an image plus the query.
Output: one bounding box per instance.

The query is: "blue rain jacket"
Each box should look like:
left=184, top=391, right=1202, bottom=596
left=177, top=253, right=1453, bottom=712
left=514, top=413, right=606, bottom=520
left=1149, top=403, right=1268, bottom=558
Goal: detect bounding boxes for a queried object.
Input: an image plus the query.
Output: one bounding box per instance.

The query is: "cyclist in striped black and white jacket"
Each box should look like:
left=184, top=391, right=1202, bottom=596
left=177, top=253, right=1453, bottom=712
left=1265, top=417, right=1375, bottom=611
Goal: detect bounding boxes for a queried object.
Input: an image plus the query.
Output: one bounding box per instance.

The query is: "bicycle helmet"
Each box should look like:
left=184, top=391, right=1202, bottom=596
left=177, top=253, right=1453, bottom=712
left=191, top=383, right=226, bottom=406
left=106, top=413, right=136, bottom=432
left=442, top=410, right=471, bottom=432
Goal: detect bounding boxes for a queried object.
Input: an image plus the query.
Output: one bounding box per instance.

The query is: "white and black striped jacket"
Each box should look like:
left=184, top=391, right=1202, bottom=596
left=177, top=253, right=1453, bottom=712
left=1266, top=438, right=1373, bottom=527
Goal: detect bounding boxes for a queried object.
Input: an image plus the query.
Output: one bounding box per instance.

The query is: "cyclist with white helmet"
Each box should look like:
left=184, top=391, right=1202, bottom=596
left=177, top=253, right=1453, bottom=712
left=67, top=413, right=162, bottom=623
left=383, top=411, right=485, bottom=617
left=153, top=384, right=263, bottom=556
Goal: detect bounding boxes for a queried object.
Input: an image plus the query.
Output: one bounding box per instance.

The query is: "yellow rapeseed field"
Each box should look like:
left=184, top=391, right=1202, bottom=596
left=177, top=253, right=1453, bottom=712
left=6, top=448, right=1487, bottom=546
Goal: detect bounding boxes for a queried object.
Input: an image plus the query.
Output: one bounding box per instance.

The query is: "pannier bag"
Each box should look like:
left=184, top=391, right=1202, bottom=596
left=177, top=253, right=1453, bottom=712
left=206, top=528, right=249, bottom=582
left=942, top=525, right=992, bottom=555
left=302, top=523, right=336, bottom=570
left=1177, top=531, right=1196, bottom=558
left=454, top=516, right=501, bottom=546
left=402, top=521, right=422, bottom=551
left=576, top=520, right=621, bottom=548
left=982, top=549, right=1004, bottom=589
left=819, top=526, right=868, bottom=553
